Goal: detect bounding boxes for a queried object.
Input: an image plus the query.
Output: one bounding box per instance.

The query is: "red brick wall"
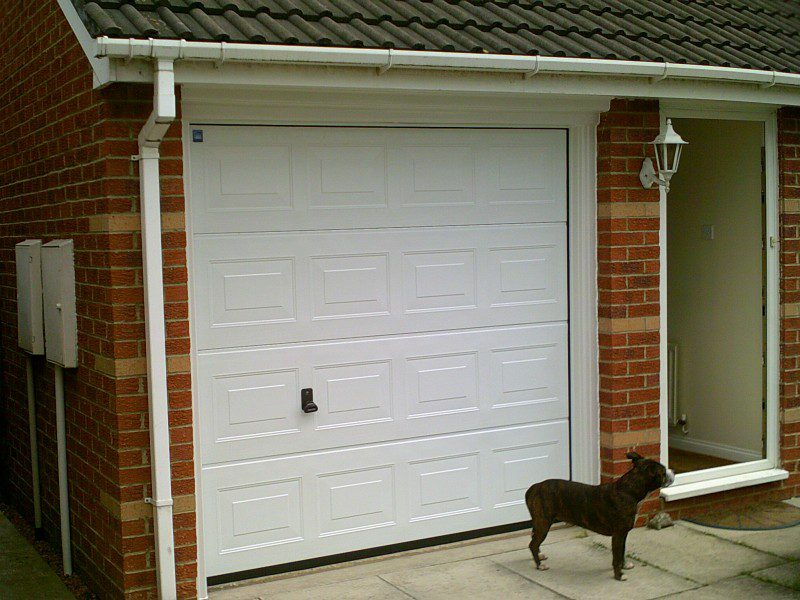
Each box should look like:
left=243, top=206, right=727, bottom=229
left=777, top=107, right=800, bottom=496
left=103, top=88, right=196, bottom=599
left=0, top=3, right=119, bottom=595
left=597, top=100, right=800, bottom=522
left=0, top=2, right=195, bottom=598
left=596, top=99, right=663, bottom=519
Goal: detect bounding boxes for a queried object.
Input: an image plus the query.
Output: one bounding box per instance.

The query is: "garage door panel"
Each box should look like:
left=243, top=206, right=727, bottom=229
left=214, top=477, right=304, bottom=554
left=190, top=127, right=566, bottom=233
left=389, top=143, right=475, bottom=207
left=202, top=420, right=568, bottom=576
left=212, top=369, right=301, bottom=442
left=204, top=144, right=294, bottom=214
left=312, top=253, right=390, bottom=319
left=405, top=352, right=479, bottom=418
left=193, top=125, right=572, bottom=577
left=317, top=465, right=396, bottom=537
left=409, top=453, right=481, bottom=522
left=210, top=258, right=296, bottom=327
left=198, top=324, right=567, bottom=465
left=194, top=224, right=566, bottom=351
left=307, top=144, right=388, bottom=209
left=313, top=360, right=393, bottom=429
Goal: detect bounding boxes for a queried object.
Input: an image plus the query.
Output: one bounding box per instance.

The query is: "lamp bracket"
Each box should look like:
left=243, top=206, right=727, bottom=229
left=639, top=158, right=671, bottom=192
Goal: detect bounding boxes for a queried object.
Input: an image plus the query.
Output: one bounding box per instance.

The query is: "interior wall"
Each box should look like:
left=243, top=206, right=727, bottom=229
left=667, top=118, right=764, bottom=459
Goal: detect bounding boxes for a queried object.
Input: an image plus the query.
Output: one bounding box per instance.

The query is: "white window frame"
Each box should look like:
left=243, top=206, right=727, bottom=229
left=181, top=86, right=606, bottom=596
left=658, top=102, right=788, bottom=501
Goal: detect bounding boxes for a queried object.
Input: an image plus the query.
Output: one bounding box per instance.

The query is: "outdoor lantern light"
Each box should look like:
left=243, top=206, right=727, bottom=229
left=639, top=118, right=688, bottom=192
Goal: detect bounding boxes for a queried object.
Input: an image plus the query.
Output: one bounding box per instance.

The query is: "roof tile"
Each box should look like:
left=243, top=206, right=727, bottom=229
left=73, top=0, right=800, bottom=74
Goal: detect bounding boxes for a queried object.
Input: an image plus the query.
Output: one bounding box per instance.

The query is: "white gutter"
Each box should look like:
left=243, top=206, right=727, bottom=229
left=137, top=58, right=177, bottom=600
left=95, top=37, right=800, bottom=91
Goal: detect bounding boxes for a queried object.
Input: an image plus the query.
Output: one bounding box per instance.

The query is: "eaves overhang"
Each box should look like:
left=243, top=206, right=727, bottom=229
left=93, top=36, right=800, bottom=107
left=56, top=0, right=800, bottom=108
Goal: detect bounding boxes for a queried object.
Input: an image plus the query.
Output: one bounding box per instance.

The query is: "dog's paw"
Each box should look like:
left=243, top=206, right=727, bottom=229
left=536, top=564, right=550, bottom=571
left=538, top=553, right=548, bottom=561
left=623, top=561, right=635, bottom=570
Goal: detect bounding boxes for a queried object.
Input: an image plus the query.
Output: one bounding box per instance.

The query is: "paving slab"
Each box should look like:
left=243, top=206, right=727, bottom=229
left=682, top=521, right=800, bottom=560
left=0, top=513, right=72, bottom=600
left=492, top=540, right=697, bottom=600
left=380, top=556, right=563, bottom=600
left=660, top=575, right=800, bottom=599
left=240, top=576, right=412, bottom=600
left=751, top=562, right=800, bottom=591
left=210, top=527, right=583, bottom=598
left=591, top=523, right=784, bottom=584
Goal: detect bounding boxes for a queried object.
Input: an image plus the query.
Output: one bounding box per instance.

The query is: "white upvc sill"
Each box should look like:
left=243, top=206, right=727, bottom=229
left=660, top=469, right=789, bottom=502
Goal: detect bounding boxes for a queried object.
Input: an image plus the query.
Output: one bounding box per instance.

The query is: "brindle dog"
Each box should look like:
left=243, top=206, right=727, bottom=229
left=524, top=452, right=675, bottom=581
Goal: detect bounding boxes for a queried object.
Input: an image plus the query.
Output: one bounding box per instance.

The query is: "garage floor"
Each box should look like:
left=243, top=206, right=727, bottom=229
left=210, top=500, right=800, bottom=600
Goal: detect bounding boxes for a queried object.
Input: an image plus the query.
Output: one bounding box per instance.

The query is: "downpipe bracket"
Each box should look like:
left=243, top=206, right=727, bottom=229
left=145, top=497, right=174, bottom=508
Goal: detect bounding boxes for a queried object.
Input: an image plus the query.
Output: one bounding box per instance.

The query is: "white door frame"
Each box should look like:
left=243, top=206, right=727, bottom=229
left=658, top=102, right=784, bottom=496
left=181, top=87, right=605, bottom=596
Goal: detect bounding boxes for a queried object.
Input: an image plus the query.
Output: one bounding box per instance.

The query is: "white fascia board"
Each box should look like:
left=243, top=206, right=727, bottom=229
left=95, top=37, right=800, bottom=102
left=57, top=0, right=111, bottom=88
left=660, top=469, right=789, bottom=502
left=95, top=37, right=799, bottom=85
left=110, top=60, right=800, bottom=108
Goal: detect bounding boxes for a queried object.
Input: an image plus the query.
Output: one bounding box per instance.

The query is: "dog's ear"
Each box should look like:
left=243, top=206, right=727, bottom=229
left=626, top=451, right=644, bottom=462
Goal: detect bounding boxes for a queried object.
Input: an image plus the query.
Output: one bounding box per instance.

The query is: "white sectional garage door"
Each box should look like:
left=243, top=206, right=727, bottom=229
left=189, top=126, right=571, bottom=577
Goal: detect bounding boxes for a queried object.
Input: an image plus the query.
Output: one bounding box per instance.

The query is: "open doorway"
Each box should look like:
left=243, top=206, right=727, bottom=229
left=666, top=118, right=767, bottom=475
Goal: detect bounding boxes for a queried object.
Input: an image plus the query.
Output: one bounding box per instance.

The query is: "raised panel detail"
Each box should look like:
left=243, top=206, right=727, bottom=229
left=489, top=246, right=558, bottom=307
left=307, top=146, right=387, bottom=208
left=213, top=370, right=301, bottom=442
left=393, top=146, right=474, bottom=206
left=223, top=273, right=284, bottom=311
left=217, top=479, right=302, bottom=551
left=318, top=466, right=395, bottom=535
left=313, top=361, right=392, bottom=429
left=409, top=454, right=480, bottom=521
left=312, top=254, right=389, bottom=319
left=490, top=146, right=553, bottom=201
left=403, top=250, right=476, bottom=313
left=497, top=148, right=549, bottom=191
left=479, top=143, right=564, bottom=209
left=211, top=259, right=295, bottom=326
left=491, top=345, right=560, bottom=410
left=406, top=353, right=478, bottom=418
left=492, top=442, right=562, bottom=508
left=210, top=146, right=293, bottom=211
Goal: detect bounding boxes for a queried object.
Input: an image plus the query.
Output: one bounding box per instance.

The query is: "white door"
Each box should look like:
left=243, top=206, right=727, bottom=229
left=189, top=126, right=571, bottom=577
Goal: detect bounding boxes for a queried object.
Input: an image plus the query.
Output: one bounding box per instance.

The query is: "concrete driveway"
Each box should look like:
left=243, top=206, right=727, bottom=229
left=210, top=500, right=800, bottom=600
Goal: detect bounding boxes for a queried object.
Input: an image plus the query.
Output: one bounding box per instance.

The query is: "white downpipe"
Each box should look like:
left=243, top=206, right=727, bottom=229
left=25, top=355, right=42, bottom=535
left=54, top=364, right=72, bottom=575
left=96, top=37, right=800, bottom=90
left=138, top=58, right=177, bottom=600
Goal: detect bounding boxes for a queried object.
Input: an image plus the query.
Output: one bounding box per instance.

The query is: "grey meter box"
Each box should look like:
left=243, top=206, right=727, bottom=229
left=15, top=240, right=45, bottom=355
left=42, top=240, right=78, bottom=368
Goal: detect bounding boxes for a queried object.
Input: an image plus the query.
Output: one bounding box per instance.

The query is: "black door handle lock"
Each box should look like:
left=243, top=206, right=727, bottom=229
left=301, top=388, right=318, bottom=413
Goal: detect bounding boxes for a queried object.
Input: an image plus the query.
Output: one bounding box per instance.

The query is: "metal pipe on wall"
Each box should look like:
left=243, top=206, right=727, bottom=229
left=25, top=355, right=43, bottom=537
left=54, top=364, right=72, bottom=575
left=137, top=58, right=177, bottom=600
